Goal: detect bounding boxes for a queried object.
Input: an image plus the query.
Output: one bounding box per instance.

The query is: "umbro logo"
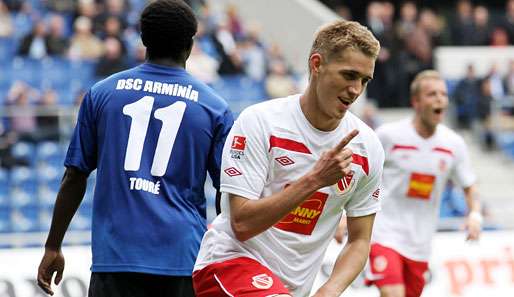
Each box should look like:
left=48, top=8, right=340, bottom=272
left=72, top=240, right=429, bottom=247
left=224, top=167, right=242, bottom=177
left=275, top=156, right=294, bottom=166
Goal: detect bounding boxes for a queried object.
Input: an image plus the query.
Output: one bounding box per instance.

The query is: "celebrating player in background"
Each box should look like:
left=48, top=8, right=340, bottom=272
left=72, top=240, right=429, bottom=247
left=193, top=20, right=384, bottom=297
left=366, top=70, right=482, bottom=297
left=37, top=1, right=234, bottom=296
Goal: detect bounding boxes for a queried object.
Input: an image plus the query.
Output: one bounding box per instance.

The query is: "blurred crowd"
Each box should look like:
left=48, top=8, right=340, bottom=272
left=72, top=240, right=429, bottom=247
left=323, top=0, right=514, bottom=108
left=0, top=0, right=302, bottom=170
left=1, top=0, right=514, bottom=170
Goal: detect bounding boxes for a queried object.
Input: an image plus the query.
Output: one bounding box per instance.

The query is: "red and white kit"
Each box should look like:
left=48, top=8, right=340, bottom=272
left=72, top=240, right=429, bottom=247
left=194, top=94, right=384, bottom=297
left=371, top=118, right=476, bottom=262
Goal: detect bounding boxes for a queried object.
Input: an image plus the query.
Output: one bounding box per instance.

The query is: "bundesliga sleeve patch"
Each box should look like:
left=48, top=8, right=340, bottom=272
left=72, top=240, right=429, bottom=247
left=230, top=136, right=246, bottom=159
left=406, top=172, right=435, bottom=200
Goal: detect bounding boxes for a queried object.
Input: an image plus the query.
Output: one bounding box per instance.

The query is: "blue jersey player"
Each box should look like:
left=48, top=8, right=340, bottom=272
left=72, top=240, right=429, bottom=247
left=37, top=1, right=234, bottom=296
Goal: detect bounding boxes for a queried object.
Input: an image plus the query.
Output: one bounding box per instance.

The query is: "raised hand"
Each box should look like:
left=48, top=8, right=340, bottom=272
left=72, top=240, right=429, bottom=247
left=310, top=129, right=359, bottom=188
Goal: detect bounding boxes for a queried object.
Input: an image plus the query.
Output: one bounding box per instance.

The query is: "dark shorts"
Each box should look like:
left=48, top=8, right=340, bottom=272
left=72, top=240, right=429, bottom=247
left=89, top=272, right=195, bottom=297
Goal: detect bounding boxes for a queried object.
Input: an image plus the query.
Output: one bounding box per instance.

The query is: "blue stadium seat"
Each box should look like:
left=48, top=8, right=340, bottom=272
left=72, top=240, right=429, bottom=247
left=36, top=141, right=62, bottom=160
left=0, top=59, right=12, bottom=89
left=212, top=75, right=267, bottom=102
left=10, top=184, right=38, bottom=208
left=38, top=206, right=53, bottom=232
left=0, top=169, right=9, bottom=207
left=11, top=57, right=43, bottom=87
left=12, top=13, right=33, bottom=40
left=11, top=142, right=36, bottom=165
left=10, top=206, right=39, bottom=232
left=38, top=183, right=58, bottom=207
left=0, top=207, right=11, bottom=233
left=0, top=37, right=16, bottom=63
left=0, top=182, right=8, bottom=207
left=10, top=166, right=36, bottom=184
left=40, top=57, right=71, bottom=89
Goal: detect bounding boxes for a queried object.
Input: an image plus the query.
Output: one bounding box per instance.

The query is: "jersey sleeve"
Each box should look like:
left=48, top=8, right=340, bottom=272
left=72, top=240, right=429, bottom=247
left=64, top=90, right=98, bottom=175
left=450, top=136, right=476, bottom=188
left=219, top=108, right=269, bottom=200
left=344, top=136, right=385, bottom=217
left=207, top=107, right=235, bottom=190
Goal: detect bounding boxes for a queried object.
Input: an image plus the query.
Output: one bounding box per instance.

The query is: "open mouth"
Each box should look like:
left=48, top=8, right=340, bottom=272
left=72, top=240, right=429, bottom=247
left=338, top=97, right=352, bottom=106
left=433, top=107, right=444, bottom=114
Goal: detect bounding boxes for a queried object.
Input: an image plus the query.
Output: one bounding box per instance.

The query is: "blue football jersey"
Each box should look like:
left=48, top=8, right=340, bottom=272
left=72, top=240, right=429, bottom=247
left=64, top=63, right=234, bottom=276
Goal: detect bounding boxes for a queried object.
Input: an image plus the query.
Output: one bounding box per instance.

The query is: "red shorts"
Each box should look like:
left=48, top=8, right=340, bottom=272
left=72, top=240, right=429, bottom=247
left=192, top=257, right=291, bottom=297
left=366, top=243, right=429, bottom=297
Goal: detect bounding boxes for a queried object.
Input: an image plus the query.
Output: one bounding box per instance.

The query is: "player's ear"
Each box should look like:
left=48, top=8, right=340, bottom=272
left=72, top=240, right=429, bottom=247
left=309, top=53, right=323, bottom=75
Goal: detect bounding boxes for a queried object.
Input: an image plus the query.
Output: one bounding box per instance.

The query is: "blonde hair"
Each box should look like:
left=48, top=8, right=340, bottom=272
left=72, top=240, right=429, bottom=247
left=410, top=70, right=443, bottom=97
left=309, top=20, right=380, bottom=65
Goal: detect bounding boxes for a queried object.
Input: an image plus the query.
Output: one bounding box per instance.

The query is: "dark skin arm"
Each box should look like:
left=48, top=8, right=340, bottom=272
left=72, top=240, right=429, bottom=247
left=37, top=167, right=88, bottom=296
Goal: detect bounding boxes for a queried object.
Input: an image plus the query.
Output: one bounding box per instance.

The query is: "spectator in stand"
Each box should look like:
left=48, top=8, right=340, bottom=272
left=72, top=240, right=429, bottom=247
left=18, top=20, right=48, bottom=59
left=186, top=43, right=219, bottom=85
left=365, top=1, right=399, bottom=107
left=35, top=89, right=60, bottom=142
left=453, top=64, right=481, bottom=129
left=75, top=0, right=98, bottom=23
left=5, top=81, right=38, bottom=142
left=478, top=76, right=496, bottom=150
left=487, top=63, right=505, bottom=101
left=46, top=14, right=69, bottom=56
left=99, top=15, right=127, bottom=55
left=449, top=0, right=475, bottom=45
left=504, top=60, right=514, bottom=107
left=213, top=19, right=244, bottom=75
left=471, top=5, right=492, bottom=46
left=0, top=0, right=13, bottom=37
left=225, top=4, right=244, bottom=41
left=499, top=0, right=514, bottom=44
left=0, top=123, right=29, bottom=169
left=194, top=20, right=219, bottom=59
left=239, top=26, right=267, bottom=81
left=95, top=37, right=129, bottom=78
left=403, top=8, right=441, bottom=93
left=395, top=1, right=417, bottom=45
left=94, top=0, right=127, bottom=35
left=265, top=60, right=297, bottom=98
left=68, top=16, right=103, bottom=60
left=490, top=27, right=510, bottom=47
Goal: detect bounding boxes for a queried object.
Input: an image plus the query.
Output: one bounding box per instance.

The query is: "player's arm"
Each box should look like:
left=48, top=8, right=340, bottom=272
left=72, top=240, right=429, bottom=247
left=37, top=166, right=88, bottom=295
left=463, top=184, right=482, bottom=241
left=312, top=213, right=375, bottom=297
left=334, top=214, right=347, bottom=244
left=230, top=130, right=359, bottom=242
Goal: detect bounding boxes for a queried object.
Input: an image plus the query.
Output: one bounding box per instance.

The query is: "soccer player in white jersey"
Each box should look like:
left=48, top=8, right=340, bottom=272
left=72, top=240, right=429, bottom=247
left=365, top=70, right=482, bottom=297
left=192, top=20, right=385, bottom=297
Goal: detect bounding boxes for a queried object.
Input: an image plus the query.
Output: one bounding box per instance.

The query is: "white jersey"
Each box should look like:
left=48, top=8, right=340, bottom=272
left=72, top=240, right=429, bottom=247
left=372, top=118, right=476, bottom=261
left=194, top=94, right=384, bottom=297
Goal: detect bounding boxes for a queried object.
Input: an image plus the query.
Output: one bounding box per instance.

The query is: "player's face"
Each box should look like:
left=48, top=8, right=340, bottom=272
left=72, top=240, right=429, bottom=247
left=314, top=48, right=374, bottom=121
left=412, top=78, right=449, bottom=129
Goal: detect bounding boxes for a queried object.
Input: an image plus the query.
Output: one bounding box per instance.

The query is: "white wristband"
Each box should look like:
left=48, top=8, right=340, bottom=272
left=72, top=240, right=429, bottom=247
left=469, top=211, right=483, bottom=224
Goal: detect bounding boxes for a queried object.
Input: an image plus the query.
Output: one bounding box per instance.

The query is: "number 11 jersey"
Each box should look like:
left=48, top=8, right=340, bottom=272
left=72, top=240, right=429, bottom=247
left=64, top=63, right=234, bottom=276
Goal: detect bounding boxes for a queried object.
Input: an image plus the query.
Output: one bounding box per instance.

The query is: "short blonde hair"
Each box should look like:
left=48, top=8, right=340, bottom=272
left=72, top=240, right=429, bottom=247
left=410, top=70, right=443, bottom=97
left=309, top=20, right=380, bottom=64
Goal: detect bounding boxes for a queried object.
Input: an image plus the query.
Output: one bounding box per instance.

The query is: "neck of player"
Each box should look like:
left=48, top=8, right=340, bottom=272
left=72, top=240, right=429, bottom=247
left=413, top=116, right=436, bottom=138
left=300, top=88, right=342, bottom=132
left=147, top=57, right=186, bottom=69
